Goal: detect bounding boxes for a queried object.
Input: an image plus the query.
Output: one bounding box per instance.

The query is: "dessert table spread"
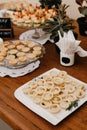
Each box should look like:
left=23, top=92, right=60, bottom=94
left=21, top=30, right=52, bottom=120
left=0, top=4, right=87, bottom=130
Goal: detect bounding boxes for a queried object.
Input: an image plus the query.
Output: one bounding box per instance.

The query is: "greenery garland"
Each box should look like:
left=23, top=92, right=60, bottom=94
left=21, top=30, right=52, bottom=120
left=39, top=0, right=62, bottom=8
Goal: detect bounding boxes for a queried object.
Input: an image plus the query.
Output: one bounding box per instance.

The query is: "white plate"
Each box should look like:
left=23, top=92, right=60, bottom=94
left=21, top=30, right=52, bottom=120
left=0, top=60, right=40, bottom=77
left=14, top=68, right=87, bottom=125
left=19, top=29, right=50, bottom=45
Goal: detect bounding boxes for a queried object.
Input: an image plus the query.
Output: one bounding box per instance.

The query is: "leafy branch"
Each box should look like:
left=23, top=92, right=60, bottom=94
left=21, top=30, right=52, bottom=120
left=43, top=4, right=75, bottom=42
left=66, top=100, right=78, bottom=111
left=39, top=0, right=62, bottom=9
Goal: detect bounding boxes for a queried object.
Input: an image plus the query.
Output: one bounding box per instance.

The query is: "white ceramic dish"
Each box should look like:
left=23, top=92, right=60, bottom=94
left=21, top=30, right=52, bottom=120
left=14, top=68, right=87, bottom=125
left=19, top=29, right=50, bottom=45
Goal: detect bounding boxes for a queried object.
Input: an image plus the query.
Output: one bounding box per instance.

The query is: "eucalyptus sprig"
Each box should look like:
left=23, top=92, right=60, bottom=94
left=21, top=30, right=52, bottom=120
left=75, top=0, right=87, bottom=18
left=66, top=100, right=78, bottom=111
left=43, top=4, right=75, bottom=42
left=39, top=0, right=62, bottom=9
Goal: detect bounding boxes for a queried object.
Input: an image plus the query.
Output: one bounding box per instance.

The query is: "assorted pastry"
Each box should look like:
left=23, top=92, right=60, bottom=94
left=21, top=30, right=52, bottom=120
left=0, top=40, right=45, bottom=68
left=8, top=3, right=57, bottom=28
left=23, top=70, right=86, bottom=114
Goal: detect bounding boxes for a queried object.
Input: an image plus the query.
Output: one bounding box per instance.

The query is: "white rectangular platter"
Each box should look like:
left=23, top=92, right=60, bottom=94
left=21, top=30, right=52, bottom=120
left=14, top=68, right=87, bottom=125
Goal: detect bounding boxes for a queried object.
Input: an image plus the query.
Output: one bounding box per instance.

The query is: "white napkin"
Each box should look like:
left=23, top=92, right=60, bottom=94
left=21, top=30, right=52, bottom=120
left=0, top=38, right=3, bottom=44
left=0, top=9, right=13, bottom=17
left=0, top=9, right=7, bottom=17
left=56, top=30, right=87, bottom=57
left=19, top=29, right=50, bottom=45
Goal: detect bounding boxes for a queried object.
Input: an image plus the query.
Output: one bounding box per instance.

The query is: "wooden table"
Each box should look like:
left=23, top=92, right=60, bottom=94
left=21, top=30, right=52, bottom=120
left=0, top=17, right=87, bottom=130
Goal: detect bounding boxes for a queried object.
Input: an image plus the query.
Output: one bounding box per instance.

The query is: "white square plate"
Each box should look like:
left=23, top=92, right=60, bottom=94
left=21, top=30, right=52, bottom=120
left=14, top=68, right=87, bottom=125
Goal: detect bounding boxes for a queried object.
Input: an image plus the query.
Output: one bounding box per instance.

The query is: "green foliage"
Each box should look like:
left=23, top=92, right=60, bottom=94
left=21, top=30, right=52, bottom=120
left=75, top=0, right=87, bottom=17
left=39, top=0, right=62, bottom=8
left=43, top=4, right=75, bottom=42
left=66, top=100, right=78, bottom=110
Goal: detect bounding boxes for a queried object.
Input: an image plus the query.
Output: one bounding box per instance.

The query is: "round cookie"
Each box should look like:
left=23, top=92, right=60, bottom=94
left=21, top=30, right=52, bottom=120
left=8, top=58, right=18, bottom=65
left=16, top=52, right=25, bottom=57
left=27, top=53, right=36, bottom=59
left=8, top=49, right=18, bottom=55
left=22, top=47, right=30, bottom=53
left=18, top=56, right=27, bottom=62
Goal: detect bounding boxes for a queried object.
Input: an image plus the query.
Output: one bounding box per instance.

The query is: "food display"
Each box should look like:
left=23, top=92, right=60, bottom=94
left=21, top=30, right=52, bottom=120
left=14, top=68, right=87, bottom=125
left=22, top=69, right=86, bottom=114
left=8, top=4, right=57, bottom=28
left=0, top=40, right=45, bottom=68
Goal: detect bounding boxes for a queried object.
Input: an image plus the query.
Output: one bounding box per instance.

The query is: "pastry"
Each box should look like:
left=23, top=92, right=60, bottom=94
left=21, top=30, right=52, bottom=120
left=16, top=52, right=25, bottom=57
left=22, top=70, right=86, bottom=114
left=18, top=56, right=27, bottom=62
left=33, top=46, right=42, bottom=51
left=49, top=104, right=60, bottom=114
left=16, top=44, right=25, bottom=51
left=6, top=54, right=15, bottom=60
left=22, top=47, right=30, bottom=53
left=8, top=58, right=18, bottom=65
left=8, top=49, right=18, bottom=55
left=7, top=44, right=16, bottom=49
left=27, top=53, right=36, bottom=59
left=33, top=50, right=42, bottom=56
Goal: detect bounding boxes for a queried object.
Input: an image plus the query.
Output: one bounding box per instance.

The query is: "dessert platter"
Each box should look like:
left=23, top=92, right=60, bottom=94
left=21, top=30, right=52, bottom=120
left=0, top=40, right=45, bottom=68
left=5, top=2, right=57, bottom=42
left=14, top=68, right=87, bottom=125
left=0, top=40, right=45, bottom=77
left=8, top=3, right=57, bottom=28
